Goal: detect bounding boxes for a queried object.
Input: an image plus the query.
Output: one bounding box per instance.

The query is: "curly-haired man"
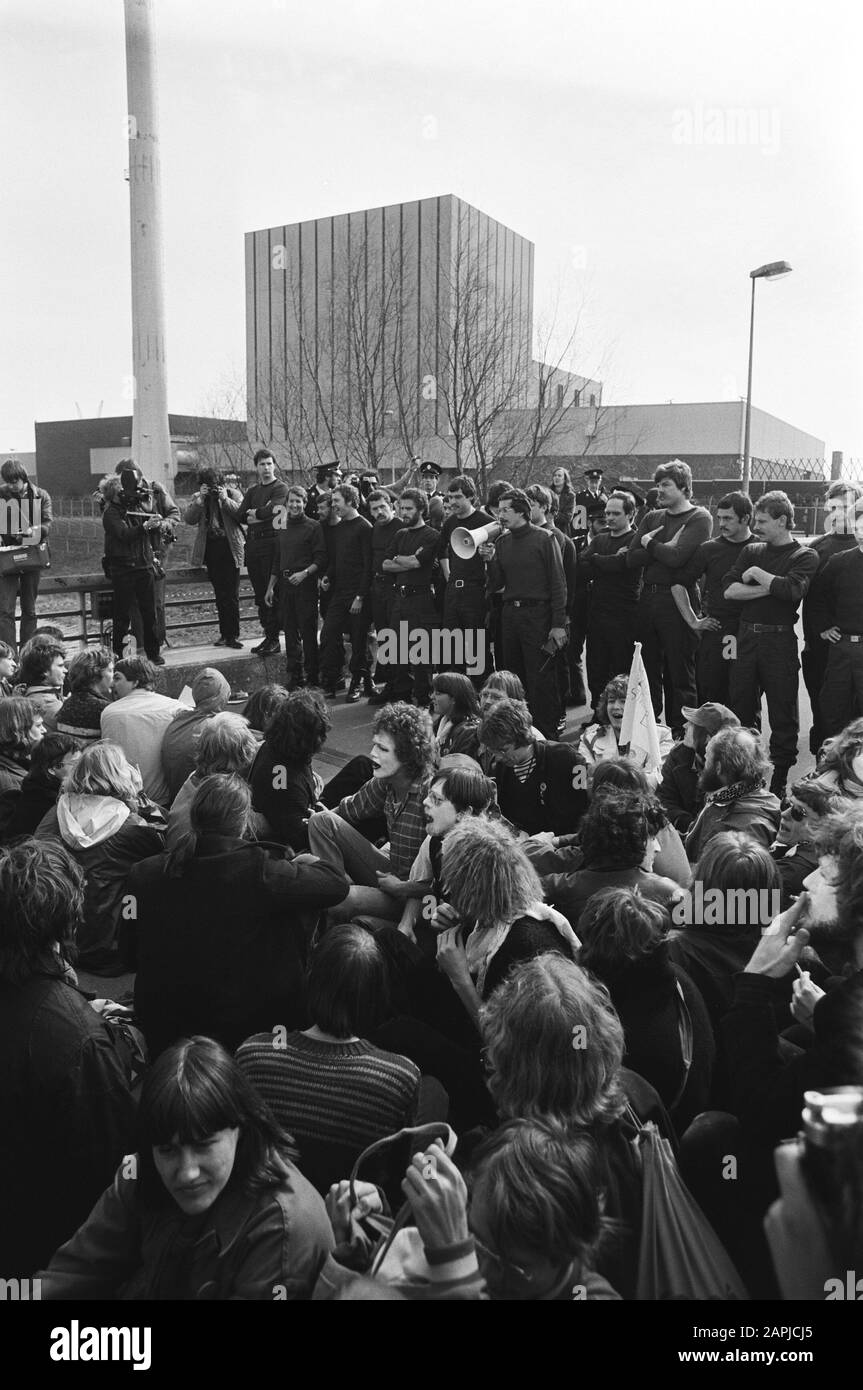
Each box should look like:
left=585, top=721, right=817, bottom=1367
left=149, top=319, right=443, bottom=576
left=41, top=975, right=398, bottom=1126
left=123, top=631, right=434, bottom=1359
left=307, top=702, right=437, bottom=925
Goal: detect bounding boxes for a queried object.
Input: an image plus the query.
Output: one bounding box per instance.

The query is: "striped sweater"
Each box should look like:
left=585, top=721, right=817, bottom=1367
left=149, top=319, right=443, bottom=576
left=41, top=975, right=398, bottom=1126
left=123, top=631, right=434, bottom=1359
left=235, top=1032, right=421, bottom=1195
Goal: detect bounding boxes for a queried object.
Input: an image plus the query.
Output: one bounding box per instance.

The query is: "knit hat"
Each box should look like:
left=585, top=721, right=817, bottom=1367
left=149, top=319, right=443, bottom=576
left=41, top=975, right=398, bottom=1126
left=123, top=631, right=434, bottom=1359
left=192, top=667, right=231, bottom=708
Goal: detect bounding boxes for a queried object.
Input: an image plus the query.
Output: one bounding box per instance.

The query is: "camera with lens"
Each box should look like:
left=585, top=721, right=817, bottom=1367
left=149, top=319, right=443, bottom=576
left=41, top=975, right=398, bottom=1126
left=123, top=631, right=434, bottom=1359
left=117, top=466, right=155, bottom=517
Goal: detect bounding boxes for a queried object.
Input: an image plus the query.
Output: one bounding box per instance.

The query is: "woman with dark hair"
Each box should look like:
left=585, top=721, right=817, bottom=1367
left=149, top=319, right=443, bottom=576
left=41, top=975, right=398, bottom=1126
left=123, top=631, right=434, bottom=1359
left=578, top=673, right=673, bottom=783
left=0, top=731, right=80, bottom=840
left=182, top=469, right=246, bottom=648
left=15, top=640, right=66, bottom=727
left=250, top=689, right=331, bottom=851
left=578, top=887, right=715, bottom=1132
left=542, top=788, right=683, bottom=930
left=237, top=924, right=421, bottom=1196
left=669, top=830, right=782, bottom=1039
left=39, top=1036, right=334, bottom=1299
left=550, top=467, right=576, bottom=536
left=127, top=774, right=349, bottom=1056
left=0, top=695, right=45, bottom=793
left=431, top=671, right=480, bottom=759
left=55, top=648, right=114, bottom=745
left=34, top=740, right=166, bottom=972
left=0, top=839, right=137, bottom=1275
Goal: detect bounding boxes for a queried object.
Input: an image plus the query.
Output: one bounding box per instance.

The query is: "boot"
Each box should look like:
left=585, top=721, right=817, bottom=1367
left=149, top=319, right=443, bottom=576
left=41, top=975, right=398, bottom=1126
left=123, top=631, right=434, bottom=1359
left=346, top=678, right=362, bottom=704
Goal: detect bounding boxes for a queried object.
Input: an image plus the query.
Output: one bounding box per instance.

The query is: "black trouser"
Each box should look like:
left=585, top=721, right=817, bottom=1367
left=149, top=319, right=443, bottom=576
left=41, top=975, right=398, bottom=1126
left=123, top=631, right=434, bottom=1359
left=501, top=599, right=561, bottom=739
left=111, top=566, right=159, bottom=660
left=0, top=569, right=41, bottom=651
left=586, top=607, right=636, bottom=704
left=696, top=624, right=739, bottom=706
left=729, top=625, right=800, bottom=777
left=245, top=541, right=280, bottom=642
left=443, top=581, right=489, bottom=681
left=204, top=535, right=240, bottom=641
left=371, top=580, right=403, bottom=690
left=637, top=587, right=698, bottom=733
left=802, top=639, right=832, bottom=753
left=280, top=576, right=319, bottom=684
left=566, top=584, right=589, bottom=704
left=320, top=593, right=371, bottom=685
left=819, top=639, right=863, bottom=742
left=391, top=588, right=438, bottom=702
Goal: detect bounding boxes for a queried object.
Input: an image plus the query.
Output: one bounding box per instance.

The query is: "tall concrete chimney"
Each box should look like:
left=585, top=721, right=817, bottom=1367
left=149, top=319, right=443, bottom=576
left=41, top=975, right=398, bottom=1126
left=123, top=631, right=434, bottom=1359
left=124, top=0, right=173, bottom=490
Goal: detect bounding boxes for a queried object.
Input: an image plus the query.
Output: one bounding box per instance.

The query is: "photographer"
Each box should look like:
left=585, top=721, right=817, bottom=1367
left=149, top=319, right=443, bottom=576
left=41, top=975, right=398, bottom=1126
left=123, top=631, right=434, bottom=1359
left=112, top=460, right=179, bottom=649
left=183, top=468, right=245, bottom=648
left=0, top=458, right=53, bottom=654
left=101, top=465, right=164, bottom=664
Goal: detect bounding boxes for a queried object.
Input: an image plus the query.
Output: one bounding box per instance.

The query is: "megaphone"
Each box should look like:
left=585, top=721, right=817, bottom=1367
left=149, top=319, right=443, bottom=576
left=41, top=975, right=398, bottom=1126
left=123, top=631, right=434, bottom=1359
left=451, top=521, right=501, bottom=560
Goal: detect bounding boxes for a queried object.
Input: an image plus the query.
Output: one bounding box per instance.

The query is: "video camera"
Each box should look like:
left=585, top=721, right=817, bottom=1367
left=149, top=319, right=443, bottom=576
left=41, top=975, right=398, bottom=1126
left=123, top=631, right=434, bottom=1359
left=117, top=466, right=155, bottom=517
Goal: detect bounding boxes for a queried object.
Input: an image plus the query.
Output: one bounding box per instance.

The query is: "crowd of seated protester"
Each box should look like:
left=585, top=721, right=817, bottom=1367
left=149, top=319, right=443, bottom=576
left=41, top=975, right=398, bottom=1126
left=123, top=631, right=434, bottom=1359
left=2, top=646, right=863, bottom=1306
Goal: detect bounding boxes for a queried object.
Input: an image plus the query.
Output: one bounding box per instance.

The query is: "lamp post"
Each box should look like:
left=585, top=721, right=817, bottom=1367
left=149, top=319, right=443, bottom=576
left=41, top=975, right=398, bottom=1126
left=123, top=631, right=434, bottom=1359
left=742, top=260, right=792, bottom=493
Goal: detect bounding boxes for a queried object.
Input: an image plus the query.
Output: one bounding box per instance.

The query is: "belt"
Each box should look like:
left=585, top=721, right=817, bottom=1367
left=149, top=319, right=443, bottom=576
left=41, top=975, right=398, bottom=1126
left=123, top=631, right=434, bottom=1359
left=643, top=584, right=671, bottom=593
left=839, top=633, right=863, bottom=643
left=373, top=574, right=395, bottom=586
left=398, top=584, right=432, bottom=597
left=741, top=622, right=794, bottom=633
left=504, top=597, right=546, bottom=608
left=280, top=569, right=310, bottom=578
left=453, top=578, right=484, bottom=589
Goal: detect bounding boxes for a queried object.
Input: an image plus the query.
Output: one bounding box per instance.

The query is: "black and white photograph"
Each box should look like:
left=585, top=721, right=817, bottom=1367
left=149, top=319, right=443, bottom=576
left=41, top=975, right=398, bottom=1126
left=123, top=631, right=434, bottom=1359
left=1, top=0, right=862, bottom=1361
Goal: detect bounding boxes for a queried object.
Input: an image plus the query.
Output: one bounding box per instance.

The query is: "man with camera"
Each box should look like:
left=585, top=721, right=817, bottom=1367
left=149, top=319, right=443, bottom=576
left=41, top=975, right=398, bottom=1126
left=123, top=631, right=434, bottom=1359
left=0, top=458, right=53, bottom=653
left=102, top=463, right=165, bottom=664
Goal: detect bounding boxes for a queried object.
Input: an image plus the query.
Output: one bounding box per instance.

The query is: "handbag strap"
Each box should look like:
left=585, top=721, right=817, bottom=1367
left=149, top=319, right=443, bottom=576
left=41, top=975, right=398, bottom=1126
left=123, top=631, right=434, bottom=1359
left=667, top=977, right=694, bottom=1113
left=347, top=1122, right=457, bottom=1280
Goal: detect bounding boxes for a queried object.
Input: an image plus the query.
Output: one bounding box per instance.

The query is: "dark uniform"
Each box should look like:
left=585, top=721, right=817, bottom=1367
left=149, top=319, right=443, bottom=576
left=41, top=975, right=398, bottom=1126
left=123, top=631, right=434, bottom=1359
left=387, top=522, right=441, bottom=704
left=569, top=473, right=607, bottom=705
left=578, top=528, right=640, bottom=702
left=271, top=515, right=327, bottom=686
left=319, top=515, right=373, bottom=692
left=487, top=522, right=568, bottom=739
left=370, top=513, right=406, bottom=695
left=440, top=507, right=493, bottom=678
left=226, top=478, right=288, bottom=648
left=676, top=536, right=751, bottom=706
left=809, top=547, right=863, bottom=741
left=725, top=539, right=819, bottom=785
left=418, top=463, right=446, bottom=610
left=306, top=465, right=342, bottom=520
left=801, top=530, right=857, bottom=751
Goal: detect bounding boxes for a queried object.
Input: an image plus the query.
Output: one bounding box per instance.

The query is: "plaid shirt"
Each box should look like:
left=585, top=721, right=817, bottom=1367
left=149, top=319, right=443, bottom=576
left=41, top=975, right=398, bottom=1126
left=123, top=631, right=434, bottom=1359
left=336, top=776, right=431, bottom=879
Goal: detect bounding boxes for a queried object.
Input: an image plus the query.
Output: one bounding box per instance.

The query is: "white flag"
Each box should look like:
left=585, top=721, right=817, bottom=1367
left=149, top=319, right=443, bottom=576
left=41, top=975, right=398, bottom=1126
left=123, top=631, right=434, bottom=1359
left=619, top=642, right=662, bottom=774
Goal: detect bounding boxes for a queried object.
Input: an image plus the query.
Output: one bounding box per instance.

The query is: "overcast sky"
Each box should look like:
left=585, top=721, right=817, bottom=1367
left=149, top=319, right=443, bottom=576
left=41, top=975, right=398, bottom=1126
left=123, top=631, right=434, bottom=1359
left=2, top=0, right=860, bottom=461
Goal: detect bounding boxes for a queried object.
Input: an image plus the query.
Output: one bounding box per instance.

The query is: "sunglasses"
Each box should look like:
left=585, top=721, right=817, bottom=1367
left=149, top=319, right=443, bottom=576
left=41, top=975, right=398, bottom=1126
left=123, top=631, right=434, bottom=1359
left=470, top=1230, right=530, bottom=1283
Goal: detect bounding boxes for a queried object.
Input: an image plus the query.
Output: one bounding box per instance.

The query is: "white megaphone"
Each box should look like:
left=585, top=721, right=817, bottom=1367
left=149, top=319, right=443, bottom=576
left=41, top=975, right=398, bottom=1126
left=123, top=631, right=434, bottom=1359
left=451, top=521, right=502, bottom=560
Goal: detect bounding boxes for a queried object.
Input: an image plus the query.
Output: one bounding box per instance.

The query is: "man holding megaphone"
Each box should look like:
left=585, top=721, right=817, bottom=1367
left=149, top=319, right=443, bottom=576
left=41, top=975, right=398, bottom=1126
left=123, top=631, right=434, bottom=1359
left=439, top=475, right=495, bottom=677
left=481, top=487, right=568, bottom=740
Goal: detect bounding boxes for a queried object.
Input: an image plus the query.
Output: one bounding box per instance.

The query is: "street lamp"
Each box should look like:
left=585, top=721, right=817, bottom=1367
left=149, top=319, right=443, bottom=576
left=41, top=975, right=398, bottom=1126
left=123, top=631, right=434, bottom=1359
left=742, top=260, right=793, bottom=493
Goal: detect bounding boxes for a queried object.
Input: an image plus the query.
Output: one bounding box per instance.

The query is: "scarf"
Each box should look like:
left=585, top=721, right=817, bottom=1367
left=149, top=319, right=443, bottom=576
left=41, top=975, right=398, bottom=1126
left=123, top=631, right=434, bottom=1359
left=703, top=776, right=764, bottom=806
left=465, top=900, right=580, bottom=996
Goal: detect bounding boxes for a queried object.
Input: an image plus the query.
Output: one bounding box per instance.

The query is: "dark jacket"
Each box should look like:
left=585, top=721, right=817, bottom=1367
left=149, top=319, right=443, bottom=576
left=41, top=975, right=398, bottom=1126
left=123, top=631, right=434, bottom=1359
left=102, top=500, right=156, bottom=571
left=667, top=922, right=761, bottom=1039
left=0, top=749, right=30, bottom=796
left=657, top=743, right=701, bottom=832
left=250, top=743, right=318, bottom=852
left=55, top=689, right=111, bottom=744
left=772, top=841, right=819, bottom=909
left=0, top=480, right=52, bottom=544
left=0, top=971, right=137, bottom=1274
left=39, top=1153, right=334, bottom=1300
left=125, top=835, right=349, bottom=1057
left=543, top=864, right=682, bottom=932
left=721, top=968, right=863, bottom=1150
left=35, top=801, right=166, bottom=966
left=493, top=740, right=589, bottom=836
left=437, top=716, right=481, bottom=761
left=685, top=783, right=781, bottom=861
left=596, top=950, right=715, bottom=1135
left=0, top=766, right=60, bottom=840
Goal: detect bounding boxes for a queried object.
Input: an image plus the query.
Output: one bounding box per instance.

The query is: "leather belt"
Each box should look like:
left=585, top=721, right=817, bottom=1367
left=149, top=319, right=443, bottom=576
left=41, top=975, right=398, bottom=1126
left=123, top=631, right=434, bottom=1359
left=398, top=584, right=432, bottom=596
left=453, top=578, right=483, bottom=589
left=504, top=597, right=546, bottom=608
left=643, top=583, right=671, bottom=593
left=839, top=633, right=863, bottom=643
left=280, top=569, right=309, bottom=578
left=373, top=574, right=396, bottom=586
left=741, top=622, right=794, bottom=633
